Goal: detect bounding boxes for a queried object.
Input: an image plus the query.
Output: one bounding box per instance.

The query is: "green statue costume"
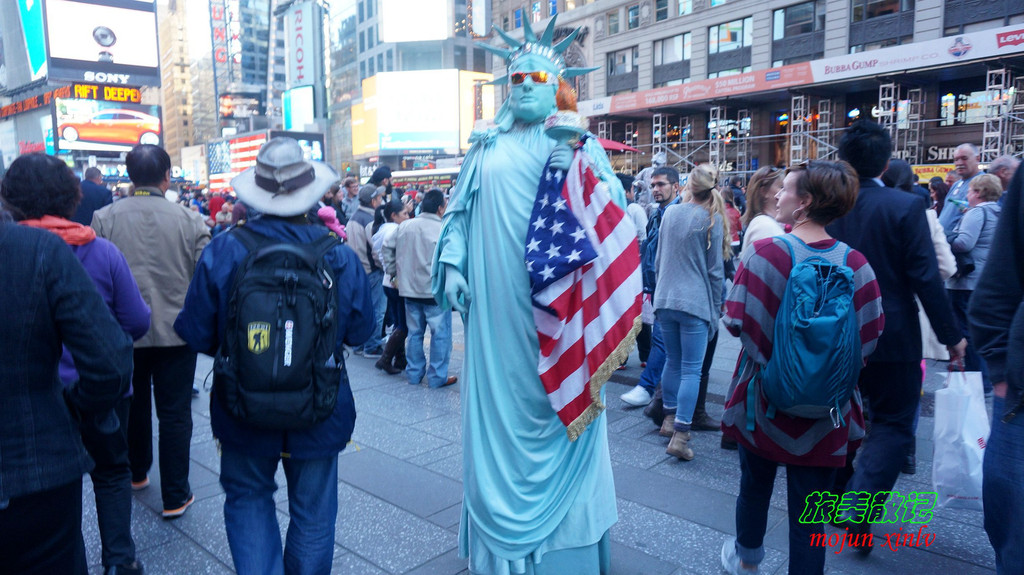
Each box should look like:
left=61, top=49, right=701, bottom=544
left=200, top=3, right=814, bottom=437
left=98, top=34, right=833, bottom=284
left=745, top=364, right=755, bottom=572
left=431, top=18, right=625, bottom=575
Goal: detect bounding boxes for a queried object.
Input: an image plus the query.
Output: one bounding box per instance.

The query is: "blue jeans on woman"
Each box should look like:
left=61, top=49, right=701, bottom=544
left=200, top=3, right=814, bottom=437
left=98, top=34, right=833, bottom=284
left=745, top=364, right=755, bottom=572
left=734, top=446, right=837, bottom=575
left=405, top=300, right=453, bottom=388
left=657, top=309, right=709, bottom=426
left=985, top=395, right=1024, bottom=575
left=220, top=448, right=339, bottom=575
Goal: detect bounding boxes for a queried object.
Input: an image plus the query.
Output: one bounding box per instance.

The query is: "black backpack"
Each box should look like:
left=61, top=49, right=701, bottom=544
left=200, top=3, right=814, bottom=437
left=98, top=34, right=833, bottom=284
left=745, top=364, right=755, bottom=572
left=214, top=225, right=341, bottom=430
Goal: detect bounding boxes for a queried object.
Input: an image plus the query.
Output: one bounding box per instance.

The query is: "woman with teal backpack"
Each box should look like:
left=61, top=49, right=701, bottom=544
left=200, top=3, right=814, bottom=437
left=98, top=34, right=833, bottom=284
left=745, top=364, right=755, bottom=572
left=719, top=160, right=884, bottom=575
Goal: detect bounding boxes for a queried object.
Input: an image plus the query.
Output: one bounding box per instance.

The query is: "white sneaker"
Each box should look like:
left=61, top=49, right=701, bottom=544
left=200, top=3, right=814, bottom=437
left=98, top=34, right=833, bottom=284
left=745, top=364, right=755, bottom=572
left=621, top=385, right=653, bottom=407
left=721, top=537, right=758, bottom=574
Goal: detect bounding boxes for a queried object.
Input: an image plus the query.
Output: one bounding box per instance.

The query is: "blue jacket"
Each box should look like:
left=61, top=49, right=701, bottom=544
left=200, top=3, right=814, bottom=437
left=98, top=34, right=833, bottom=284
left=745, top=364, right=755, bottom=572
left=0, top=224, right=134, bottom=500
left=174, top=216, right=375, bottom=459
left=641, top=196, right=680, bottom=294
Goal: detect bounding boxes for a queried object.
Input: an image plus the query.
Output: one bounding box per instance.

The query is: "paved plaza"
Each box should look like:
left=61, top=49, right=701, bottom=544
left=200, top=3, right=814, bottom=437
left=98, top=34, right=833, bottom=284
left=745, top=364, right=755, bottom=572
left=82, top=314, right=997, bottom=574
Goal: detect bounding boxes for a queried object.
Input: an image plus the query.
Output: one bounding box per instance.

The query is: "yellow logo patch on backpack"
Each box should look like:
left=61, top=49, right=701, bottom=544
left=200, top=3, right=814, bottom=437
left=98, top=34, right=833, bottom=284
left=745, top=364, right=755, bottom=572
left=247, top=322, right=271, bottom=354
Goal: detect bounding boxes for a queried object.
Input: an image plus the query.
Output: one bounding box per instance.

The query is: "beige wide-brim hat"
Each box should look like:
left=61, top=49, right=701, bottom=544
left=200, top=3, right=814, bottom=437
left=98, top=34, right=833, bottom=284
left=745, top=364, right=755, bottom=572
left=232, top=137, right=338, bottom=217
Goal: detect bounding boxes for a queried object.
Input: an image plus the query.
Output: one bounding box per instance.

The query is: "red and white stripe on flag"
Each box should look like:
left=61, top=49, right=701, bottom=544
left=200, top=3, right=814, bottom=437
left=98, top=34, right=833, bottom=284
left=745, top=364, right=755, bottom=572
left=533, top=148, right=643, bottom=441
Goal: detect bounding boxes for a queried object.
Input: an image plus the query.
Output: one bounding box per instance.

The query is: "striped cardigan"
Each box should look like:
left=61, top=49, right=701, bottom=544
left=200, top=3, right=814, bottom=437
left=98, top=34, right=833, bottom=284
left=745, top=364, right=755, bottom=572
left=721, top=235, right=884, bottom=467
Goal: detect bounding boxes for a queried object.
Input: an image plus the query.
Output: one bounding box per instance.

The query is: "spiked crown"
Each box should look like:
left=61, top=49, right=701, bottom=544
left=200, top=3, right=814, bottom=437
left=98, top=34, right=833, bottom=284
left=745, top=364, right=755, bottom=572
left=478, top=16, right=599, bottom=85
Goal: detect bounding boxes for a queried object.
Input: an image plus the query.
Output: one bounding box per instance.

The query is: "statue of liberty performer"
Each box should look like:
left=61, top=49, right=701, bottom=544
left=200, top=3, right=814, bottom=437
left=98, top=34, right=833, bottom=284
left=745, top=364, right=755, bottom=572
left=431, top=16, right=629, bottom=575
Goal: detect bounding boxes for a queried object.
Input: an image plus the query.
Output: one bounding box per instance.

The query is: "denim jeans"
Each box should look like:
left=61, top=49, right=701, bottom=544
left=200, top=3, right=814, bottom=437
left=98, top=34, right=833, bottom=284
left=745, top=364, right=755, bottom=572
left=384, top=286, right=407, bottom=333
left=637, top=321, right=666, bottom=393
left=357, top=270, right=386, bottom=352
left=128, top=345, right=196, bottom=510
left=734, top=446, right=836, bottom=575
left=657, top=309, right=709, bottom=425
left=81, top=397, right=135, bottom=567
left=984, top=395, right=1024, bottom=575
left=0, top=479, right=87, bottom=574
left=405, top=301, right=453, bottom=388
left=949, top=289, right=991, bottom=392
left=220, top=448, right=339, bottom=575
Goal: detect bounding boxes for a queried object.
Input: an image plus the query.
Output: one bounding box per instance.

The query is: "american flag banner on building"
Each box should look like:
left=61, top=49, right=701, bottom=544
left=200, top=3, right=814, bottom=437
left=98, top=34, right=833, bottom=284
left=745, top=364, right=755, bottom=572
left=526, top=141, right=643, bottom=441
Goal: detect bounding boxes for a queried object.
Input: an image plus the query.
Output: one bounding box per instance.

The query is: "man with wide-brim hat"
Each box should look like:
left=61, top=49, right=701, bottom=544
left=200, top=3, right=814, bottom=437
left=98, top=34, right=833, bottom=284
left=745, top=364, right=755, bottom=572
left=173, top=137, right=375, bottom=574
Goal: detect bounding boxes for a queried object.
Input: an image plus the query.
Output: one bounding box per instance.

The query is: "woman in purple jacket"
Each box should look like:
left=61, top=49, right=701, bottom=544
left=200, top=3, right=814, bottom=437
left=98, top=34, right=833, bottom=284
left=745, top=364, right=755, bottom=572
left=1, top=153, right=151, bottom=575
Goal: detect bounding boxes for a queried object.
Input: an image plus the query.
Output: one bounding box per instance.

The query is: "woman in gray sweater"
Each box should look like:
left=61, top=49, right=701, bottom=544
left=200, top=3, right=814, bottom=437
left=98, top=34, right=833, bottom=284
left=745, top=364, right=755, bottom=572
left=654, top=163, right=729, bottom=461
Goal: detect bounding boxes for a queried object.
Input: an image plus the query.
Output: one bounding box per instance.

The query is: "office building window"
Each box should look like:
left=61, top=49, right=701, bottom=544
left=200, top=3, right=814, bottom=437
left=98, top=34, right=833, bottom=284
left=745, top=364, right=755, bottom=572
left=359, top=31, right=365, bottom=52
left=679, top=0, right=692, bottom=15
left=654, top=33, right=691, bottom=65
left=628, top=4, right=640, bottom=29
left=851, top=0, right=913, bottom=22
left=474, top=48, right=487, bottom=72
left=656, top=0, right=669, bottom=21
left=607, top=11, right=620, bottom=35
left=387, top=50, right=393, bottom=71
left=773, top=1, right=825, bottom=40
left=532, top=1, right=542, bottom=22
left=503, top=15, right=510, bottom=31
left=709, top=17, right=753, bottom=54
left=849, top=36, right=911, bottom=52
left=377, top=53, right=383, bottom=71
left=606, top=46, right=638, bottom=75
left=711, top=0, right=728, bottom=5
left=366, top=0, right=373, bottom=18
left=358, top=1, right=364, bottom=23
left=455, top=45, right=467, bottom=70
left=514, top=8, right=523, bottom=28
left=367, top=27, right=374, bottom=48
left=707, top=66, right=751, bottom=78
left=368, top=58, right=374, bottom=76
left=550, top=0, right=558, bottom=15
left=360, top=60, right=366, bottom=79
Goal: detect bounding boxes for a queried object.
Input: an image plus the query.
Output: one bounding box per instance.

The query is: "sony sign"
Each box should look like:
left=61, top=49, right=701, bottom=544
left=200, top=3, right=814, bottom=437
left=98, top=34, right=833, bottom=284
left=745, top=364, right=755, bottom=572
left=285, top=1, right=317, bottom=89
left=83, top=72, right=132, bottom=85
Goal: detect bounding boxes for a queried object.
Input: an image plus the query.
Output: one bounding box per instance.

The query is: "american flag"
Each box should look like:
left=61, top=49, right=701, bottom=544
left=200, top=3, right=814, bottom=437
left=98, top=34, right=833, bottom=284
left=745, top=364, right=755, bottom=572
left=526, top=142, right=643, bottom=441
left=208, top=133, right=266, bottom=193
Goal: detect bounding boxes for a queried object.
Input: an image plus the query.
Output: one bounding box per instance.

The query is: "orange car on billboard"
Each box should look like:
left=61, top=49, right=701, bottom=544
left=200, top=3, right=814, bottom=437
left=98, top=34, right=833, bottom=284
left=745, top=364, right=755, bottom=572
left=58, top=108, right=161, bottom=146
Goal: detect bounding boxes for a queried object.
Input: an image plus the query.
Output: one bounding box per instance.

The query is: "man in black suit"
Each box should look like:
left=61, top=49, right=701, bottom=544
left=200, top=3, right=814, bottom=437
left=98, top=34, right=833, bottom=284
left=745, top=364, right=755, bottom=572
left=827, top=120, right=966, bottom=549
left=72, top=167, right=112, bottom=225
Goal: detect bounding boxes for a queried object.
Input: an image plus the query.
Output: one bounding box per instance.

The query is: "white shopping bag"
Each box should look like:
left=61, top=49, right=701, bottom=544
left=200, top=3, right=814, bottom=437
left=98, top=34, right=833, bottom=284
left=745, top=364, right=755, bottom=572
left=932, top=370, right=989, bottom=510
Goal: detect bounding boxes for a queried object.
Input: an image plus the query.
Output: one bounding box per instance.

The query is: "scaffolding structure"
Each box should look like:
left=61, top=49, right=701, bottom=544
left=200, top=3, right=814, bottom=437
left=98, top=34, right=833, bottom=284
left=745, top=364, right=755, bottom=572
left=878, top=82, right=899, bottom=150
left=790, top=94, right=808, bottom=165
left=709, top=105, right=723, bottom=169
left=982, top=68, right=1011, bottom=162
left=901, top=88, right=924, bottom=164
left=624, top=121, right=637, bottom=173
left=815, top=98, right=835, bottom=159
left=736, top=108, right=751, bottom=172
left=1011, top=75, right=1024, bottom=157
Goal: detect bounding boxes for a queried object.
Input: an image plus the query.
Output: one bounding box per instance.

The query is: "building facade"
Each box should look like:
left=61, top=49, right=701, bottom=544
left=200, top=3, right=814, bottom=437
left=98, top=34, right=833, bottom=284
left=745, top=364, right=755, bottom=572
left=491, top=0, right=1024, bottom=176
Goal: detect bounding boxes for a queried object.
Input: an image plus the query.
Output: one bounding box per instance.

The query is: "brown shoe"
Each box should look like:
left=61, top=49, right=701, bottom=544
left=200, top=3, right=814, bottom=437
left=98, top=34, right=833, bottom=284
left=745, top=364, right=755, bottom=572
left=691, top=411, right=721, bottom=431
left=667, top=431, right=694, bottom=460
left=439, top=376, right=458, bottom=387
left=660, top=414, right=675, bottom=438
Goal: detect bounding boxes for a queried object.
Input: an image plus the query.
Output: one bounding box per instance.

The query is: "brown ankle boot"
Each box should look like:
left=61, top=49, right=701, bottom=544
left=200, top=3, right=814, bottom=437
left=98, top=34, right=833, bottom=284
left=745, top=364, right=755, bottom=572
left=660, top=413, right=676, bottom=438
left=375, top=329, right=406, bottom=375
left=667, top=431, right=694, bottom=460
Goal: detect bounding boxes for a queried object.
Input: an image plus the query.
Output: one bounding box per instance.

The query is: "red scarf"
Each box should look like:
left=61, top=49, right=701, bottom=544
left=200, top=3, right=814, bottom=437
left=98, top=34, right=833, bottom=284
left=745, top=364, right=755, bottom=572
left=19, top=215, right=97, bottom=246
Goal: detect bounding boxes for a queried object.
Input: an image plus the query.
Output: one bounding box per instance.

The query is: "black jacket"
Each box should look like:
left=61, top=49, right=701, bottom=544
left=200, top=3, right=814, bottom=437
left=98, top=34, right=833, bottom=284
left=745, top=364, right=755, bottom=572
left=827, top=179, right=960, bottom=363
left=72, top=179, right=113, bottom=225
left=970, top=167, right=1024, bottom=416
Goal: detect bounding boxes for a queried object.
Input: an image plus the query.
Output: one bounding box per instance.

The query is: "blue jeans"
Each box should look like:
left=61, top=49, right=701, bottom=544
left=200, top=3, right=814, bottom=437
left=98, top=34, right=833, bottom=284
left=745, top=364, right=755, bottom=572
left=359, top=270, right=386, bottom=351
left=734, top=446, right=836, bottom=575
left=985, top=395, right=1024, bottom=575
left=637, top=320, right=666, bottom=393
left=949, top=289, right=991, bottom=392
left=405, top=301, right=453, bottom=388
left=657, top=309, right=709, bottom=425
left=220, top=448, right=338, bottom=575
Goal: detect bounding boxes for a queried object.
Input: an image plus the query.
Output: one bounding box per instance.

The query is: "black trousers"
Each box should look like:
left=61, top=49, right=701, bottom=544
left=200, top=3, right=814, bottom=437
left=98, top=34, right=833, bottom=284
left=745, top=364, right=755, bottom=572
left=82, top=397, right=136, bottom=567
left=128, top=345, right=196, bottom=510
left=0, top=479, right=86, bottom=575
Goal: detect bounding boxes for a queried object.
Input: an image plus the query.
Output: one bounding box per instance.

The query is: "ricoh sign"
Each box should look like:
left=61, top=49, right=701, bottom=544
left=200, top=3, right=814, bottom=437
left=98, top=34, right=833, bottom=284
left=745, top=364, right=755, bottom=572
left=285, top=1, right=318, bottom=89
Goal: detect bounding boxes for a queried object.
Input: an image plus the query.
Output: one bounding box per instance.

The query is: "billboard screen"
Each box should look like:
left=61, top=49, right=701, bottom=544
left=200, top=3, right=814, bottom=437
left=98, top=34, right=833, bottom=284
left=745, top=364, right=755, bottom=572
left=44, top=0, right=160, bottom=86
left=19, top=0, right=49, bottom=81
left=284, top=1, right=317, bottom=88
left=380, top=0, right=449, bottom=43
left=376, top=69, right=459, bottom=151
left=219, top=92, right=264, bottom=119
left=55, top=98, right=161, bottom=152
left=283, top=86, right=315, bottom=130
left=269, top=130, right=324, bottom=162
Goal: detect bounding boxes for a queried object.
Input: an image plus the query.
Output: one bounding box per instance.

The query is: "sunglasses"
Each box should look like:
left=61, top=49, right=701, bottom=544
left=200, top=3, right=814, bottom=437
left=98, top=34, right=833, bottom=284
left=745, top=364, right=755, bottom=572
left=510, top=71, right=553, bottom=85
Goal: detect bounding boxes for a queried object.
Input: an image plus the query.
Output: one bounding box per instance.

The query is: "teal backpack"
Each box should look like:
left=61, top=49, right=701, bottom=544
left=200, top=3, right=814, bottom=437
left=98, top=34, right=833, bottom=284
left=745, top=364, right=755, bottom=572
left=747, top=235, right=861, bottom=431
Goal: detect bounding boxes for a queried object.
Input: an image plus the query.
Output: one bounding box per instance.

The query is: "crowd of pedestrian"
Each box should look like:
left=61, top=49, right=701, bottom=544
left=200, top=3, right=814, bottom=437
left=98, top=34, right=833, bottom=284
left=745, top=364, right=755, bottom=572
left=0, top=117, right=1020, bottom=574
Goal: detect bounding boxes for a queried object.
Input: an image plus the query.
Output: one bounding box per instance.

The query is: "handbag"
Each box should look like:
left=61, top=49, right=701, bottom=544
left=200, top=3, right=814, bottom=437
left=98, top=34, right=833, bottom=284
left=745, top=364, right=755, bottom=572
left=948, top=207, right=989, bottom=280
left=932, top=369, right=989, bottom=510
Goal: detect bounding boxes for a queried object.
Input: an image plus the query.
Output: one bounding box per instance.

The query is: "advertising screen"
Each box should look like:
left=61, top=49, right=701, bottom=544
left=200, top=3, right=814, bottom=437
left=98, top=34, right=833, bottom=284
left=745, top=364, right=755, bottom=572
left=283, top=86, right=315, bottom=130
left=376, top=69, right=459, bottom=151
left=19, top=0, right=48, bottom=81
left=219, top=92, right=264, bottom=119
left=54, top=98, right=161, bottom=152
left=269, top=130, right=325, bottom=162
left=380, top=0, right=450, bottom=43
left=44, top=0, right=160, bottom=86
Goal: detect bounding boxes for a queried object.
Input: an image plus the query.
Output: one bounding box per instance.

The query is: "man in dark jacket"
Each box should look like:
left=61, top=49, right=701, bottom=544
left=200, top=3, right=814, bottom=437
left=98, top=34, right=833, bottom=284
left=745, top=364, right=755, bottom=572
left=827, top=120, right=966, bottom=550
left=72, top=167, right=112, bottom=225
left=174, top=137, right=374, bottom=574
left=970, top=166, right=1024, bottom=575
left=0, top=221, right=133, bottom=574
